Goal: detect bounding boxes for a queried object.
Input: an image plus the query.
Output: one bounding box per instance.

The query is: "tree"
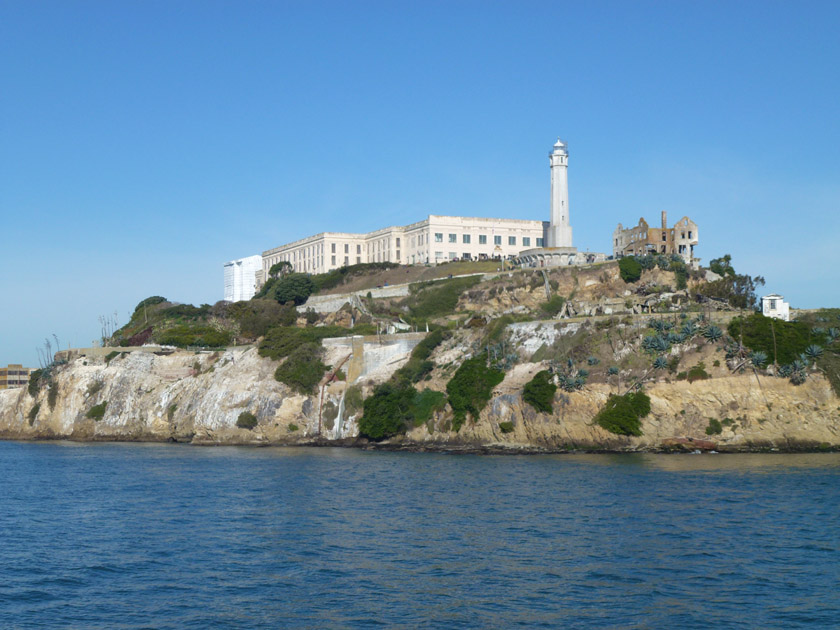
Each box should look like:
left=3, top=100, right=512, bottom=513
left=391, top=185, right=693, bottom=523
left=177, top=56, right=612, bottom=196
left=270, top=273, right=315, bottom=305
left=709, top=254, right=735, bottom=277
left=269, top=261, right=293, bottom=278
left=619, top=256, right=642, bottom=283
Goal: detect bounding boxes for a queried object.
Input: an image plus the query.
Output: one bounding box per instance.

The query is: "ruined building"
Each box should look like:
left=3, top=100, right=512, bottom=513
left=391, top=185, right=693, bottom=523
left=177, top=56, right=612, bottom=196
left=612, top=211, right=698, bottom=263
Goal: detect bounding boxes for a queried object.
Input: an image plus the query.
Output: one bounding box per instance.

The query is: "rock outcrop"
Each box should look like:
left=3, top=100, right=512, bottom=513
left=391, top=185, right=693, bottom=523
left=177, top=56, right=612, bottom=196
left=1, top=345, right=838, bottom=452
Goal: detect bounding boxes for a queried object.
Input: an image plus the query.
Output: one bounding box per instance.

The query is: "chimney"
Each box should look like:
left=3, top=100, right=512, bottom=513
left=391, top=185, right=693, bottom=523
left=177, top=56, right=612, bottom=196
left=661, top=211, right=667, bottom=229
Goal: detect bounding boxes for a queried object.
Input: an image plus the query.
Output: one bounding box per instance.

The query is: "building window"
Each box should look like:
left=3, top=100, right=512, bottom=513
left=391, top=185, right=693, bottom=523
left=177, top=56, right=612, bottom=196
left=357, top=244, right=361, bottom=254
left=449, top=252, right=457, bottom=259
left=662, top=232, right=666, bottom=242
left=435, top=251, right=443, bottom=258
left=449, top=233, right=457, bottom=243
left=688, top=231, right=693, bottom=239
left=523, top=237, right=531, bottom=247
left=435, top=233, right=443, bottom=242
left=419, top=234, right=424, bottom=246
left=479, top=235, right=487, bottom=245
left=769, top=299, right=777, bottom=309
left=331, top=255, right=336, bottom=265
left=345, top=256, right=349, bottom=265
left=396, top=237, right=401, bottom=247
left=331, top=244, right=336, bottom=253
left=396, top=250, right=400, bottom=260
left=463, top=253, right=471, bottom=260
left=494, top=235, right=502, bottom=245
left=508, top=236, right=516, bottom=246
left=463, top=234, right=471, bottom=244
left=536, top=238, right=544, bottom=247
left=357, top=257, right=361, bottom=264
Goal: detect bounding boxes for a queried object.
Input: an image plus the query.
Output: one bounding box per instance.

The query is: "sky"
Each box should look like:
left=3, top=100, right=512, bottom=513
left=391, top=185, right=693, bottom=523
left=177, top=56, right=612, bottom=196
left=2, top=0, right=839, bottom=366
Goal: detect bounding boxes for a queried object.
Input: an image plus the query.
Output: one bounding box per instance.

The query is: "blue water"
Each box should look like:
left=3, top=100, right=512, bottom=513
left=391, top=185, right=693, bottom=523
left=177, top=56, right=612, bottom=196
left=1, top=443, right=838, bottom=629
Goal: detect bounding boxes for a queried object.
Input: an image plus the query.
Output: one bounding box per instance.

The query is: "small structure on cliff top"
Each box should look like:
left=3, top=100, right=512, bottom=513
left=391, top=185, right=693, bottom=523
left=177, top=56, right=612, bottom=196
left=761, top=294, right=790, bottom=321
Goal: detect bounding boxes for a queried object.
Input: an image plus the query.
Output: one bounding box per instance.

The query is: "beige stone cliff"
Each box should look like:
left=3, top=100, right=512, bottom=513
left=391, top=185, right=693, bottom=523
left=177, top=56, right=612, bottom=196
left=1, top=346, right=838, bottom=451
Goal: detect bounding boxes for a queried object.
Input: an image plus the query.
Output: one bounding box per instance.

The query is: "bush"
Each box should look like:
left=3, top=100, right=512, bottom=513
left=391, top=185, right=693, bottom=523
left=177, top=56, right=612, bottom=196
left=273, top=343, right=327, bottom=394
left=499, top=421, right=515, bottom=434
left=236, top=411, right=258, bottom=430
left=311, top=262, right=400, bottom=292
left=28, top=403, right=40, bottom=425
left=269, top=273, right=316, bottom=305
left=686, top=362, right=710, bottom=383
left=705, top=418, right=723, bottom=435
left=155, top=324, right=232, bottom=348
left=47, top=386, right=58, bottom=410
left=28, top=368, right=44, bottom=397
left=134, top=296, right=168, bottom=313
left=523, top=370, right=556, bottom=413
left=259, top=325, right=374, bottom=360
left=540, top=295, right=566, bottom=317
left=358, top=382, right=416, bottom=440
left=288, top=423, right=299, bottom=432
left=86, top=380, right=104, bottom=397
left=344, top=385, right=364, bottom=417
left=411, top=389, right=447, bottom=425
left=86, top=401, right=107, bottom=421
left=594, top=392, right=650, bottom=436
left=728, top=313, right=821, bottom=366
left=446, top=357, right=505, bottom=431
left=393, top=328, right=447, bottom=383
left=619, top=257, right=642, bottom=283
left=405, top=275, right=481, bottom=323
left=229, top=301, right=296, bottom=338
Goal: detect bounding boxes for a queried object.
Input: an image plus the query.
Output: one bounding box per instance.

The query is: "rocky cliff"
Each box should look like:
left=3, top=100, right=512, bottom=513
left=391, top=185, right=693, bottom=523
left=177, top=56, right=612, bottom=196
left=2, top=344, right=838, bottom=452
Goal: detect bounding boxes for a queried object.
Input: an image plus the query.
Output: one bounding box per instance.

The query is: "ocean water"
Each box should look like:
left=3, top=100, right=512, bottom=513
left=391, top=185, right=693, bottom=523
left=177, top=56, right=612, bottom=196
left=0, top=443, right=838, bottom=629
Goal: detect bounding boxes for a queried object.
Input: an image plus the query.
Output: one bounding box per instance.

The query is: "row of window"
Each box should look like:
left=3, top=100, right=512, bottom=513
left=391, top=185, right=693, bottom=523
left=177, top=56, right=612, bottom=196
left=433, top=233, right=538, bottom=247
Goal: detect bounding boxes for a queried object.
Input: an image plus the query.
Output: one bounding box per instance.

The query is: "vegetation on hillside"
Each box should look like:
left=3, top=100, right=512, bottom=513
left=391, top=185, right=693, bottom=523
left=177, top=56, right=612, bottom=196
left=446, top=356, right=505, bottom=431
left=594, top=391, right=650, bottom=436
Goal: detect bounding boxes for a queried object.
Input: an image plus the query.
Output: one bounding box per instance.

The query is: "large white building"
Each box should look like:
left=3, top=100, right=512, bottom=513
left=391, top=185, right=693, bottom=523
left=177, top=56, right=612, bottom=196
left=261, top=215, right=547, bottom=277
left=223, top=255, right=262, bottom=302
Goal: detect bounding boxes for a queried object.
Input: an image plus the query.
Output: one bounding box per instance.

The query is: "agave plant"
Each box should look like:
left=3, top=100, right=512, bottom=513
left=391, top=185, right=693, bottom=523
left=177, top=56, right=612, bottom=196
left=608, top=366, right=620, bottom=376
left=656, top=257, right=671, bottom=270
left=662, top=321, right=674, bottom=331
left=650, top=320, right=666, bottom=332
left=587, top=356, right=600, bottom=366
left=703, top=325, right=723, bottom=343
left=724, top=342, right=744, bottom=359
left=827, top=328, right=840, bottom=342
left=749, top=351, right=768, bottom=369
left=804, top=345, right=823, bottom=360
left=653, top=356, right=669, bottom=370
left=667, top=332, right=684, bottom=345
left=777, top=364, right=793, bottom=378
left=577, top=368, right=590, bottom=378
left=812, top=327, right=826, bottom=336
left=792, top=358, right=809, bottom=372
left=681, top=322, right=698, bottom=337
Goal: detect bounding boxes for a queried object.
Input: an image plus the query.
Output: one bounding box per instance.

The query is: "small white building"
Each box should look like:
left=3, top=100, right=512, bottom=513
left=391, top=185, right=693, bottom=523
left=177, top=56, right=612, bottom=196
left=761, top=294, right=790, bottom=321
left=223, top=255, right=262, bottom=302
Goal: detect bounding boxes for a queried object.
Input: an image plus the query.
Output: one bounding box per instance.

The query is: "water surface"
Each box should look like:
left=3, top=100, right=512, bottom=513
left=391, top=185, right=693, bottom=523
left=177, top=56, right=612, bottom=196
left=1, top=443, right=838, bottom=628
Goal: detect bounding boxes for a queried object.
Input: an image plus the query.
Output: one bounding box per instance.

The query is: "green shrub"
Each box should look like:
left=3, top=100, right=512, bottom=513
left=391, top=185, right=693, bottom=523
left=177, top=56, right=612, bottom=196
left=728, top=313, right=820, bottom=366
left=104, top=351, right=121, bottom=364
left=259, top=325, right=374, bottom=360
left=288, top=423, right=299, bottom=432
left=273, top=343, right=327, bottom=394
left=134, top=296, right=168, bottom=313
left=27, top=369, right=44, bottom=397
left=686, top=362, right=710, bottom=383
left=523, top=370, right=556, bottom=413
left=47, top=386, right=58, bottom=410
left=594, top=392, right=650, bottom=436
left=358, top=382, right=416, bottom=440
left=619, top=257, right=642, bottom=283
left=311, top=262, right=400, bottom=292
left=411, top=389, right=447, bottom=425
left=86, top=401, right=107, bottom=421
left=270, top=273, right=316, bottom=305
left=28, top=403, right=40, bottom=425
left=705, top=418, right=723, bottom=435
left=228, top=301, right=296, bottom=338
left=155, top=324, right=232, bottom=348
left=499, top=421, right=515, bottom=434
left=167, top=404, right=177, bottom=422
left=405, top=275, right=481, bottom=323
left=393, top=328, right=447, bottom=383
left=540, top=295, right=566, bottom=317
left=446, top=357, right=505, bottom=431
left=236, top=411, right=258, bottom=430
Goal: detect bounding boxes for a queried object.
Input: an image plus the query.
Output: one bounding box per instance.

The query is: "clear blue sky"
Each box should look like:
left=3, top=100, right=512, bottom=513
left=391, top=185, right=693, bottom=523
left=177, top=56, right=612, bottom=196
left=2, top=1, right=839, bottom=366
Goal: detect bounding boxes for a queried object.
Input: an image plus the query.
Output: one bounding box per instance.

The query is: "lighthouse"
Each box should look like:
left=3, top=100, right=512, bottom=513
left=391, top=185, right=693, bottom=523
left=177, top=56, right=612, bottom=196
left=547, top=139, right=573, bottom=248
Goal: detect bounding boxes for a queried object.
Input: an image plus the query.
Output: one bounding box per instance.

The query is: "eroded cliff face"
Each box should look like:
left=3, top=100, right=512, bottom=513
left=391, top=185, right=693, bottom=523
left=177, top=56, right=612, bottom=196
left=1, top=347, right=838, bottom=451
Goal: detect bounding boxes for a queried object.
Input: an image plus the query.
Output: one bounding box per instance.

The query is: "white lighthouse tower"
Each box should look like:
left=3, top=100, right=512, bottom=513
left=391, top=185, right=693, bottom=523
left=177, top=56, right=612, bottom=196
left=547, top=139, right=573, bottom=248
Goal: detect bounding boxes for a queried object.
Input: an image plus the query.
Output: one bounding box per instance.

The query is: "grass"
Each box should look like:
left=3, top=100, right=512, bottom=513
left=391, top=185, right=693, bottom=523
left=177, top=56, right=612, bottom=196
left=258, top=324, right=376, bottom=360
left=404, top=275, right=481, bottom=323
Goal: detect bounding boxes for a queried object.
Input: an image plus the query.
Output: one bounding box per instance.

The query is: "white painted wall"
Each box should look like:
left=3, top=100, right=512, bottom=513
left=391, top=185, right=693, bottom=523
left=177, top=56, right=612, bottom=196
left=223, top=255, right=261, bottom=302
left=762, top=295, right=790, bottom=321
